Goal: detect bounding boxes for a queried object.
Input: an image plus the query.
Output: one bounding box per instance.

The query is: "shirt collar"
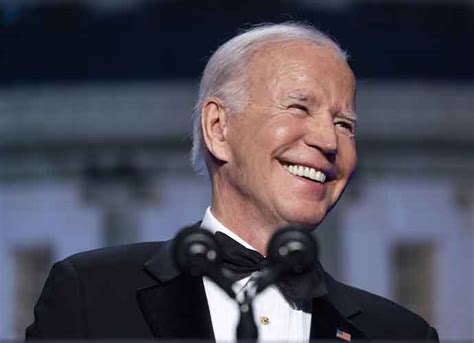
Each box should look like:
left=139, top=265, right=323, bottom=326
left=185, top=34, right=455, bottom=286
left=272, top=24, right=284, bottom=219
left=201, top=206, right=258, bottom=252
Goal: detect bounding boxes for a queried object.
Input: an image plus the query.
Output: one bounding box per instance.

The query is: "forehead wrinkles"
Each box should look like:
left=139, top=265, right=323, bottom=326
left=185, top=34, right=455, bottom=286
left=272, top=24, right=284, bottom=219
left=246, top=41, right=355, bottom=109
left=269, top=62, right=313, bottom=101
left=247, top=47, right=312, bottom=104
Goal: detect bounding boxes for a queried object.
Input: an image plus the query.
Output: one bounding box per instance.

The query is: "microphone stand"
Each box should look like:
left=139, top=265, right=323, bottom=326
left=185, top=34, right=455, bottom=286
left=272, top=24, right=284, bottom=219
left=236, top=286, right=258, bottom=342
left=173, top=226, right=317, bottom=342
left=173, top=227, right=260, bottom=340
left=234, top=264, right=284, bottom=342
left=235, top=226, right=318, bottom=341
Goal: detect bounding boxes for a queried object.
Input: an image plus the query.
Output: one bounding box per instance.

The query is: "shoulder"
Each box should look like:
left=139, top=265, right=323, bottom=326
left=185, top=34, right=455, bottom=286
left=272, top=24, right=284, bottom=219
left=26, top=241, right=172, bottom=339
left=343, top=281, right=425, bottom=321
left=51, top=241, right=173, bottom=288
left=63, top=241, right=168, bottom=269
left=327, top=276, right=438, bottom=340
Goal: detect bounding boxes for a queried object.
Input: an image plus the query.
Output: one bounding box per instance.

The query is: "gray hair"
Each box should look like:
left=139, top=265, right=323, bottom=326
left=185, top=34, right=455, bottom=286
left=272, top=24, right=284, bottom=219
left=190, top=22, right=348, bottom=176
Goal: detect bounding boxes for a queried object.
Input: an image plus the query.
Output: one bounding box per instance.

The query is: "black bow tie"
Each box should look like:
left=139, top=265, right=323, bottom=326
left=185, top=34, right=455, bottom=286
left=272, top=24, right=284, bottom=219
left=214, top=231, right=328, bottom=303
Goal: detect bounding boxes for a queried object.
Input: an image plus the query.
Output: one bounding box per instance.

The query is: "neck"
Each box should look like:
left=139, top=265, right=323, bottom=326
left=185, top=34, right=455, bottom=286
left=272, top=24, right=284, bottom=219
left=210, top=177, right=282, bottom=256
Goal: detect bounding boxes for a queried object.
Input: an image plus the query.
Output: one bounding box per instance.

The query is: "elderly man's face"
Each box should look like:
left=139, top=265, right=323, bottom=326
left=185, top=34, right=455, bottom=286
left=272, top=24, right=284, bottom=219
left=222, top=41, right=357, bottom=229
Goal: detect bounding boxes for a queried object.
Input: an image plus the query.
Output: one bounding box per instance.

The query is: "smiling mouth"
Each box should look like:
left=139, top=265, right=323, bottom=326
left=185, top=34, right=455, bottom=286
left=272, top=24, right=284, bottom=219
left=282, top=164, right=327, bottom=183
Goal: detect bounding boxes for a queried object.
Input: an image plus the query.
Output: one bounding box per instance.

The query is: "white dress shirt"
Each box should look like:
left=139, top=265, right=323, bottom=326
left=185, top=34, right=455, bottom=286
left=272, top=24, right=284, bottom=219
left=201, top=207, right=312, bottom=343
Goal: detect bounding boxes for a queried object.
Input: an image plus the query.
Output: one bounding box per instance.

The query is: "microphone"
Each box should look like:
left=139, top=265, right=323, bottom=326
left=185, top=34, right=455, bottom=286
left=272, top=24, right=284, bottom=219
left=173, top=226, right=220, bottom=276
left=172, top=226, right=235, bottom=299
left=255, top=226, right=318, bottom=293
left=173, top=226, right=258, bottom=341
left=267, top=226, right=318, bottom=274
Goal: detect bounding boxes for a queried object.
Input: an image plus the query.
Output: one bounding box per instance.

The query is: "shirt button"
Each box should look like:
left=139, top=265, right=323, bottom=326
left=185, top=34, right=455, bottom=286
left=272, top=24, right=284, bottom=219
left=260, top=316, right=270, bottom=326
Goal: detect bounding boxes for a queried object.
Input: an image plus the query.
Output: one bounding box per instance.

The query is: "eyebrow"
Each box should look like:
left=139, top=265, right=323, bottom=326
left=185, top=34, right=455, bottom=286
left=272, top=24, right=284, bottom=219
left=287, top=92, right=314, bottom=102
left=286, top=92, right=357, bottom=122
left=338, top=111, right=358, bottom=123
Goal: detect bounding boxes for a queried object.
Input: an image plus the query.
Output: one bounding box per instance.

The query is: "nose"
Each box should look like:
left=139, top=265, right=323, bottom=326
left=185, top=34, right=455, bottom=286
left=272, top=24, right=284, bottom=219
left=304, top=115, right=338, bottom=158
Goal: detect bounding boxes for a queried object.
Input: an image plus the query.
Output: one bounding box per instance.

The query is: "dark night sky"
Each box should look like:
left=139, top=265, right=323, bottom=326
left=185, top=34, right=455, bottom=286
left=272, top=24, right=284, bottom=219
left=1, top=0, right=473, bottom=84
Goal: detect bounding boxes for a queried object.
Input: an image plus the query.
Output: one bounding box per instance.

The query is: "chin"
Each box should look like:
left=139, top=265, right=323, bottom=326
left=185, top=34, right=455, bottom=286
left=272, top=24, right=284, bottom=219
left=278, top=204, right=329, bottom=230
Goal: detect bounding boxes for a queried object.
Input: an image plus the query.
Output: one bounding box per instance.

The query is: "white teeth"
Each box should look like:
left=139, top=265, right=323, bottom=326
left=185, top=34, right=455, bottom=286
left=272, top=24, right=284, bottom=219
left=283, top=164, right=327, bottom=183
left=316, top=171, right=325, bottom=182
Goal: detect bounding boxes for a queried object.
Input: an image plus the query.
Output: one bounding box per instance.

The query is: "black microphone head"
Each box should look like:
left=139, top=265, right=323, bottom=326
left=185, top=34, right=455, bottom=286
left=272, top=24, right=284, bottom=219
left=267, top=226, right=318, bottom=275
left=172, top=226, right=220, bottom=276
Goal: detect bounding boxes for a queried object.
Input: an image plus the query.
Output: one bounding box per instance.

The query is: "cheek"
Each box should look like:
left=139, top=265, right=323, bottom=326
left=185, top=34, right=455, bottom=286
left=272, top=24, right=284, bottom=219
left=338, top=138, right=357, bottom=174
left=270, top=119, right=302, bottom=146
left=273, top=125, right=292, bottom=141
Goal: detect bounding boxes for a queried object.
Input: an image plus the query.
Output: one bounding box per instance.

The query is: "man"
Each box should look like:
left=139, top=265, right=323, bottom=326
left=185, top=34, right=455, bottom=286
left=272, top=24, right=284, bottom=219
left=27, top=23, right=438, bottom=341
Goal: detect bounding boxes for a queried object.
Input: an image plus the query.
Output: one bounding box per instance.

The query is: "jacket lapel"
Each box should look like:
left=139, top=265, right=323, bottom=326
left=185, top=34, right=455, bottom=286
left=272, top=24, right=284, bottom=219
left=136, top=228, right=214, bottom=340
left=137, top=223, right=368, bottom=341
left=310, top=273, right=370, bottom=341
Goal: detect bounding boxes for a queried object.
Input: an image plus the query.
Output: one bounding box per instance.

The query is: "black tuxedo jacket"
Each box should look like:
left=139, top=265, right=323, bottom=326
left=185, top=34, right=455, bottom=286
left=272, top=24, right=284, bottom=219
left=26, top=226, right=438, bottom=341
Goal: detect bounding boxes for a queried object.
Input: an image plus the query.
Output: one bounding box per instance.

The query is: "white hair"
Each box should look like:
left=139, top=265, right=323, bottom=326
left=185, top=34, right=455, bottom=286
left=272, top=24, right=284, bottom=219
left=190, top=22, right=348, bottom=176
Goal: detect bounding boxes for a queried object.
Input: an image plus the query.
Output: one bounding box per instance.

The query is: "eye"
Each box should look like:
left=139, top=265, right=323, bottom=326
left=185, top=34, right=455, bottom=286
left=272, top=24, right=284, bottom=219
left=335, top=120, right=356, bottom=136
left=288, top=104, right=309, bottom=115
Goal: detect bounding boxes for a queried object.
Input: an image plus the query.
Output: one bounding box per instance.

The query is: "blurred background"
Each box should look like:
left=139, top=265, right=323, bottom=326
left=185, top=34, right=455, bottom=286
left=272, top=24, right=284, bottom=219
left=0, top=0, right=473, bottom=340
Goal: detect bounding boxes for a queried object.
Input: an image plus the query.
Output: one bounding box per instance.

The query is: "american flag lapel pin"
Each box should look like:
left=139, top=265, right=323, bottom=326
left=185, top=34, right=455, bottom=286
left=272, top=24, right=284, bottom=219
left=336, top=328, right=352, bottom=341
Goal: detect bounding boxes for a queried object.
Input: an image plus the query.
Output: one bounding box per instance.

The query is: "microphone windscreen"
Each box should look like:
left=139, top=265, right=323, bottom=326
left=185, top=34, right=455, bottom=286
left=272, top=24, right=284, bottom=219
left=172, top=226, right=220, bottom=276
left=267, top=226, right=318, bottom=275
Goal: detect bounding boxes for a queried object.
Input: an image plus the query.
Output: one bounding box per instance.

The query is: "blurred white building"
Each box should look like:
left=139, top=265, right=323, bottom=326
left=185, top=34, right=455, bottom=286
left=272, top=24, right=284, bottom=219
left=0, top=80, right=472, bottom=340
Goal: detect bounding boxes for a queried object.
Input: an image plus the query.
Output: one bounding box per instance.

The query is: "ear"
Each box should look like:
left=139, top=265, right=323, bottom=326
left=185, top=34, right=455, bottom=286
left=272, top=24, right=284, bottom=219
left=201, top=98, right=231, bottom=163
